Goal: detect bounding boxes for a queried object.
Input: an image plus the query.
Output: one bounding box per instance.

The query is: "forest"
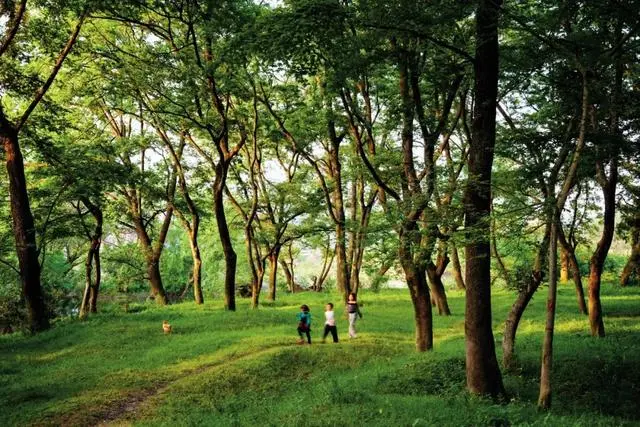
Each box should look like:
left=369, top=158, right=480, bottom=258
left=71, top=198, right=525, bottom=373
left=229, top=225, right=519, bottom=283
left=1, top=0, right=640, bottom=425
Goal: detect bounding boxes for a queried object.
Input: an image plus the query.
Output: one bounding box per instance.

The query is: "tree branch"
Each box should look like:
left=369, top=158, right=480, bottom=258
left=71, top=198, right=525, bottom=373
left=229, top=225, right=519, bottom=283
left=17, top=13, right=86, bottom=131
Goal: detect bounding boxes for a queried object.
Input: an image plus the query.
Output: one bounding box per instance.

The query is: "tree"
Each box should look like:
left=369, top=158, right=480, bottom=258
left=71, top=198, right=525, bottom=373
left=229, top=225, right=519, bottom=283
left=93, top=0, right=260, bottom=310
left=463, top=0, right=504, bottom=396
left=0, top=1, right=86, bottom=331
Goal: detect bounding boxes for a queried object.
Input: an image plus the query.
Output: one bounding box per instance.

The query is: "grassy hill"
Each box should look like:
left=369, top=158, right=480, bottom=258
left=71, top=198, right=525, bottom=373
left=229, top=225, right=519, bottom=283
left=1, top=284, right=639, bottom=426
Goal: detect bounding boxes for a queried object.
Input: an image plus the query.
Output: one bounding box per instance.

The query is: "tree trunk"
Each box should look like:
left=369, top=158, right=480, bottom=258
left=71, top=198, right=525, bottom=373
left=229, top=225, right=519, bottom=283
left=502, top=274, right=542, bottom=369
left=557, top=226, right=587, bottom=314
left=426, top=262, right=451, bottom=316
left=86, top=201, right=102, bottom=314
left=214, top=168, right=236, bottom=311
left=280, top=259, right=294, bottom=292
left=404, top=263, right=432, bottom=352
left=335, top=223, right=350, bottom=296
left=268, top=247, right=280, bottom=301
left=147, top=259, right=167, bottom=305
left=503, top=221, right=549, bottom=369
left=538, top=220, right=559, bottom=409
left=588, top=165, right=616, bottom=337
left=79, top=231, right=101, bottom=319
left=399, top=224, right=433, bottom=351
left=251, top=268, right=265, bottom=309
left=191, top=239, right=204, bottom=304
left=349, top=241, right=362, bottom=295
left=79, top=246, right=94, bottom=320
left=587, top=36, right=623, bottom=336
left=490, top=219, right=510, bottom=285
left=89, top=246, right=100, bottom=313
left=329, top=125, right=350, bottom=298
left=569, top=250, right=587, bottom=314
left=133, top=214, right=169, bottom=306
left=560, top=247, right=570, bottom=282
left=620, top=237, right=640, bottom=286
left=450, top=241, right=466, bottom=290
left=463, top=0, right=504, bottom=397
left=1, top=128, right=49, bottom=332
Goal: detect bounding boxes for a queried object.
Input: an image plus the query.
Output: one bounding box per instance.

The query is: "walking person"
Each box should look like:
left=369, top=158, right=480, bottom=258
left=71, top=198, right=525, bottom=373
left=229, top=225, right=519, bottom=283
left=322, top=302, right=339, bottom=343
left=296, top=304, right=312, bottom=344
left=347, top=293, right=362, bottom=338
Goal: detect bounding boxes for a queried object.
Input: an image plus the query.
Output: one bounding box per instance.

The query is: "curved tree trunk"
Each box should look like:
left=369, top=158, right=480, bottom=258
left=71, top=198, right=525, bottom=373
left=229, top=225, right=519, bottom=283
left=132, top=209, right=171, bottom=306
left=280, top=259, right=294, bottom=292
left=313, top=240, right=334, bottom=292
left=79, top=209, right=102, bottom=319
left=588, top=161, right=617, bottom=337
left=79, top=245, right=96, bottom=320
left=89, top=247, right=101, bottom=313
left=502, top=274, right=542, bottom=369
left=214, top=168, right=236, bottom=311
left=426, top=261, right=451, bottom=316
left=557, top=225, right=587, bottom=314
left=2, top=129, right=48, bottom=332
left=502, top=217, right=550, bottom=368
left=587, top=43, right=622, bottom=337
left=148, top=259, right=167, bottom=305
left=86, top=200, right=103, bottom=314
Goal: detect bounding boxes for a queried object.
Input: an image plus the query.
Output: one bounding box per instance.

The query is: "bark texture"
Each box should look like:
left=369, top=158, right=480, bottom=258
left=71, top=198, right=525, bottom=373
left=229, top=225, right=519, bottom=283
left=538, top=221, right=558, bottom=408
left=1, top=129, right=48, bottom=332
left=620, top=221, right=640, bottom=286
left=463, top=0, right=504, bottom=397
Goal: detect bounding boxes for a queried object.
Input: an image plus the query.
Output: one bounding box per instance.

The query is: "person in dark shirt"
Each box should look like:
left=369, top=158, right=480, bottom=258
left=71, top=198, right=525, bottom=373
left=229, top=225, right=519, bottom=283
left=296, top=304, right=312, bottom=344
left=346, top=293, right=362, bottom=338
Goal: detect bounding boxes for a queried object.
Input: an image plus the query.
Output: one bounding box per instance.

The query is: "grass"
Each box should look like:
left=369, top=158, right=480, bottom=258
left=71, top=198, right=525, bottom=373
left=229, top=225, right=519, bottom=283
left=1, top=283, right=639, bottom=426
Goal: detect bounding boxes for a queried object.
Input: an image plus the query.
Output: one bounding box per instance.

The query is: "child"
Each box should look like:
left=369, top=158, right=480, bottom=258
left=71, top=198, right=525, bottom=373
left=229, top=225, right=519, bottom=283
left=296, top=304, right=312, bottom=344
left=347, top=293, right=362, bottom=338
left=322, top=303, right=339, bottom=343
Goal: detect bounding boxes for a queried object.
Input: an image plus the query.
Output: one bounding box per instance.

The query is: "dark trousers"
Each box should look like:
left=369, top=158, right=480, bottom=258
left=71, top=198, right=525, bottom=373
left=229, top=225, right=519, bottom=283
left=323, top=324, right=338, bottom=343
left=297, top=327, right=311, bottom=343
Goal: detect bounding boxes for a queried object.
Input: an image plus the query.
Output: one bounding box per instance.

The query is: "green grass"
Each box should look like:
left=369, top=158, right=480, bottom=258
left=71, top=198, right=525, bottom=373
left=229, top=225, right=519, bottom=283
left=1, top=284, right=639, bottom=426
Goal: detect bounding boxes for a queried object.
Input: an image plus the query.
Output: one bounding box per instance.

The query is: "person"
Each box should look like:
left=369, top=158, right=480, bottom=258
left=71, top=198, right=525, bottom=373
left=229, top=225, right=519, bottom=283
left=321, top=302, right=339, bottom=343
left=346, top=293, right=362, bottom=338
left=296, top=304, right=312, bottom=344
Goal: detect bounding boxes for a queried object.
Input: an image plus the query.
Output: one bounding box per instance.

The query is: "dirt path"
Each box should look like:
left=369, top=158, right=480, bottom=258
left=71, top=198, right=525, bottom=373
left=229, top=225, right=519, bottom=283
left=50, top=344, right=293, bottom=426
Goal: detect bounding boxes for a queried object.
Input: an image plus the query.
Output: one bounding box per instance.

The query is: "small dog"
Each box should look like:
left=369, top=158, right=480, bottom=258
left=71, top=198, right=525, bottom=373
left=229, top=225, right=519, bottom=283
left=162, top=320, right=172, bottom=334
